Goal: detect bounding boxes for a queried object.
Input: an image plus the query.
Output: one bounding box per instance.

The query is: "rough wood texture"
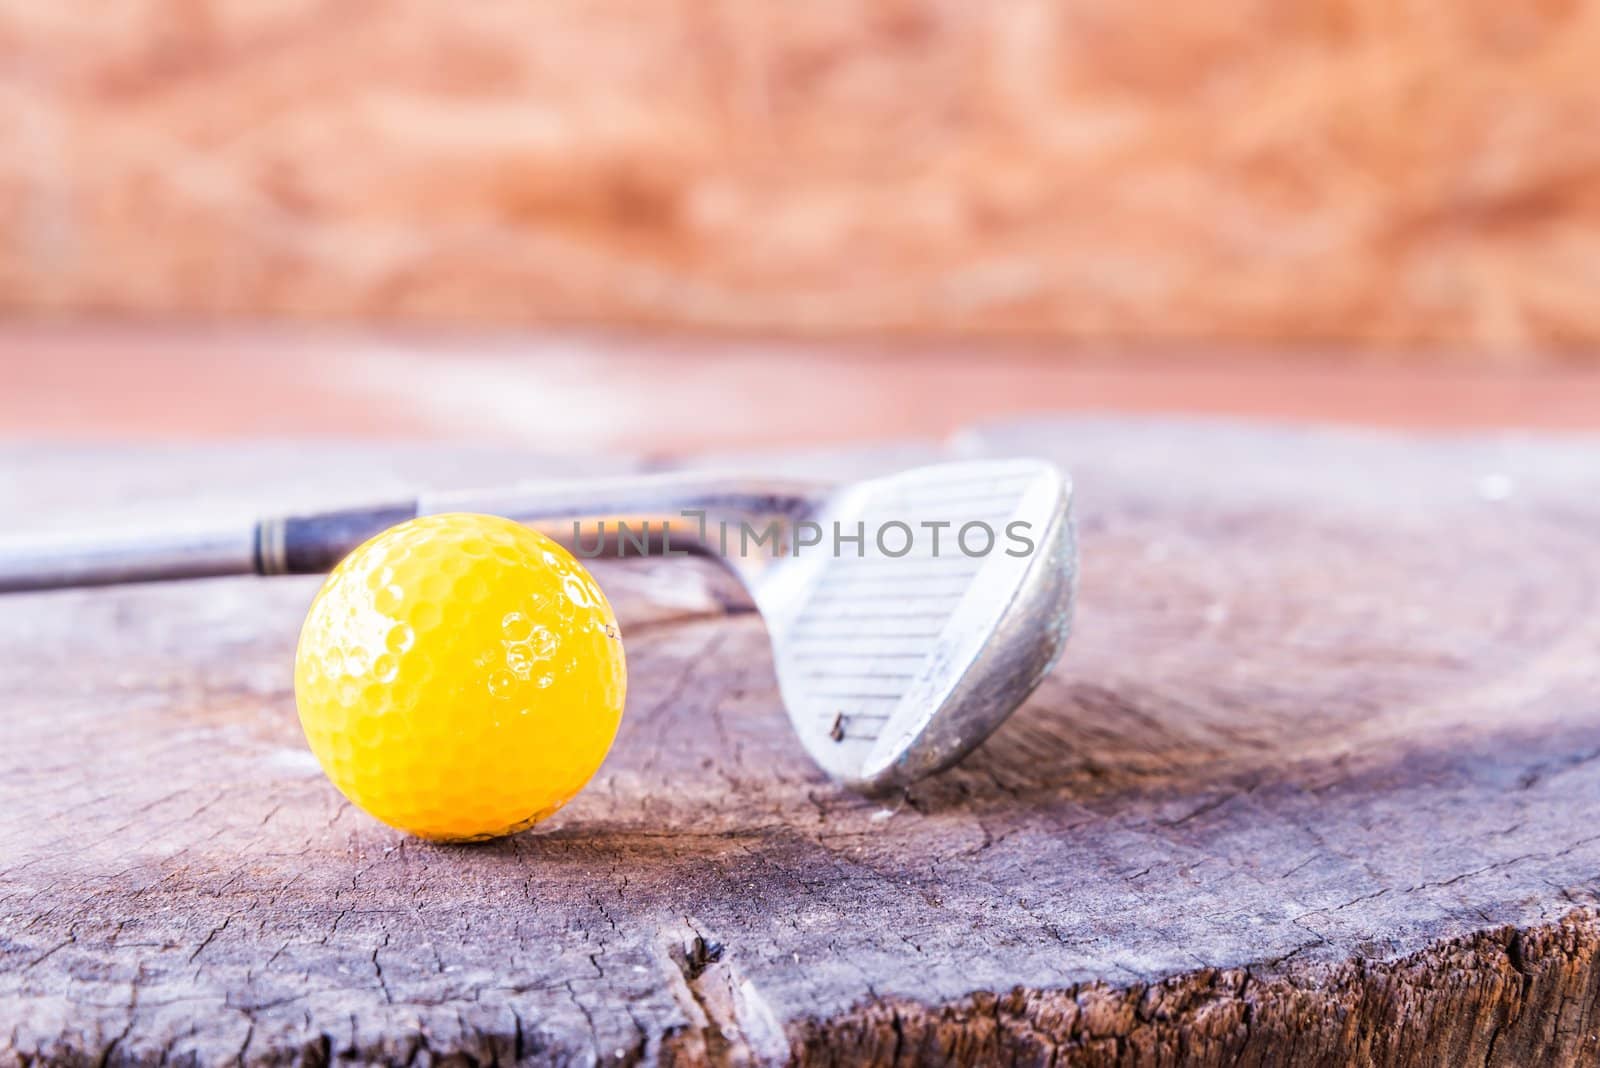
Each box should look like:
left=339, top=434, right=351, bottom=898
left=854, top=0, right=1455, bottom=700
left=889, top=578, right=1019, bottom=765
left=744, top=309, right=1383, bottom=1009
left=3, top=421, right=1600, bottom=1066
left=3, top=2, right=1600, bottom=352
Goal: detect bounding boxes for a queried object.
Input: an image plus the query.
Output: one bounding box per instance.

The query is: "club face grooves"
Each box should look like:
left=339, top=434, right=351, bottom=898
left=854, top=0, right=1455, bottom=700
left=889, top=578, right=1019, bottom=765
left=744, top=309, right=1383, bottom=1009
left=752, top=459, right=1077, bottom=792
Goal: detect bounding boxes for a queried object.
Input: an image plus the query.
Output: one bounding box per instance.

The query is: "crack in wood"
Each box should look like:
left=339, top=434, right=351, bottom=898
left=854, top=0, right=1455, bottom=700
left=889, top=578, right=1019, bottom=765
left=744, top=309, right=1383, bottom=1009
left=6, top=430, right=1600, bottom=1065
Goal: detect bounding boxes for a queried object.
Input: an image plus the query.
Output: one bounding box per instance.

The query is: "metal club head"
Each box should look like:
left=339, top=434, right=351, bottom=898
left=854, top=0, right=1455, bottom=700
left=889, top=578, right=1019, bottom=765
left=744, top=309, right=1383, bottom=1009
left=731, top=459, right=1076, bottom=793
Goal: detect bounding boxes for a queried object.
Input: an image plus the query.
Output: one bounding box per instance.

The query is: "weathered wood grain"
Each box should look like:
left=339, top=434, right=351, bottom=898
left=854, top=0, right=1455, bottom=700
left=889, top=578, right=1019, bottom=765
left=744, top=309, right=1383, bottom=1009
left=3, top=422, right=1600, bottom=1066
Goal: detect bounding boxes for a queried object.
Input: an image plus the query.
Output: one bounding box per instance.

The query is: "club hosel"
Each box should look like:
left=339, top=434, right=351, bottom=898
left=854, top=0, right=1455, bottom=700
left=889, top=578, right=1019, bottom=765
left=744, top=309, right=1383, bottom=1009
left=254, top=503, right=721, bottom=579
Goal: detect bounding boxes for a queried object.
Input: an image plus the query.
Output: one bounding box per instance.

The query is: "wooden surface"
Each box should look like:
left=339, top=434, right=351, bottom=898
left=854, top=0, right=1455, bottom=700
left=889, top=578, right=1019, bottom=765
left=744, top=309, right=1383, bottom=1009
left=9, top=328, right=1600, bottom=456
left=4, top=421, right=1600, bottom=1065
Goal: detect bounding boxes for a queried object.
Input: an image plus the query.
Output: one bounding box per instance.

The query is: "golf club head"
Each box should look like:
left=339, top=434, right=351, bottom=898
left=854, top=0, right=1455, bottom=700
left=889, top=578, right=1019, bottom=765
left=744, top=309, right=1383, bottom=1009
left=751, top=459, right=1076, bottom=793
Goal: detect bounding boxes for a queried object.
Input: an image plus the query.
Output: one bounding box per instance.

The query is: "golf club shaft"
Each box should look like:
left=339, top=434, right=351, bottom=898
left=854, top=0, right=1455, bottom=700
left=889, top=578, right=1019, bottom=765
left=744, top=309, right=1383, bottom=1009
left=0, top=474, right=823, bottom=593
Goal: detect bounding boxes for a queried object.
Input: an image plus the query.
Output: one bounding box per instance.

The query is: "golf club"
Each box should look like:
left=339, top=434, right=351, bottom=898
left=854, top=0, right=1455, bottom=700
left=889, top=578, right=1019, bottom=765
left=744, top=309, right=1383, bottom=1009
left=0, top=459, right=1076, bottom=792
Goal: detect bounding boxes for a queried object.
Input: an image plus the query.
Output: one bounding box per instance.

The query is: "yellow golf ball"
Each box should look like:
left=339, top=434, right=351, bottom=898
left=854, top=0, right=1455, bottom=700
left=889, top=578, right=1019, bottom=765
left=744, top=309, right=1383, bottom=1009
left=294, top=513, right=626, bottom=841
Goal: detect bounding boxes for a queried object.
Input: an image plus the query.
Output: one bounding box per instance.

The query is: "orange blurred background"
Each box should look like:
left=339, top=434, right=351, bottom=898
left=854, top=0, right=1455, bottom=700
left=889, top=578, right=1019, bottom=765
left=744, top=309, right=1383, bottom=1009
left=3, top=1, right=1599, bottom=448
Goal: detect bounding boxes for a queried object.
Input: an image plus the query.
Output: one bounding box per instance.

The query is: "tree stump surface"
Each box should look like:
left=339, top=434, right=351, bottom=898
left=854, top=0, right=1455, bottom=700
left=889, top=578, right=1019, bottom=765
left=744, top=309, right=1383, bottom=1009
left=3, top=420, right=1600, bottom=1067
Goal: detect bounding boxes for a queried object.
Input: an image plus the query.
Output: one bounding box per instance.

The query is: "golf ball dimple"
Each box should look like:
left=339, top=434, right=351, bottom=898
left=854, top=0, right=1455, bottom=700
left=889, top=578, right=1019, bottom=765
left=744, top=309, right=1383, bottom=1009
left=294, top=513, right=627, bottom=842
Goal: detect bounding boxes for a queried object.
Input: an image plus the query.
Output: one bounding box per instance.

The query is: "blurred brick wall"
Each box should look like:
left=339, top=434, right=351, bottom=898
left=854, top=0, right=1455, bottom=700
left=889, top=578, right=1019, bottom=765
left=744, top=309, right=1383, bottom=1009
left=1, top=0, right=1597, bottom=355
